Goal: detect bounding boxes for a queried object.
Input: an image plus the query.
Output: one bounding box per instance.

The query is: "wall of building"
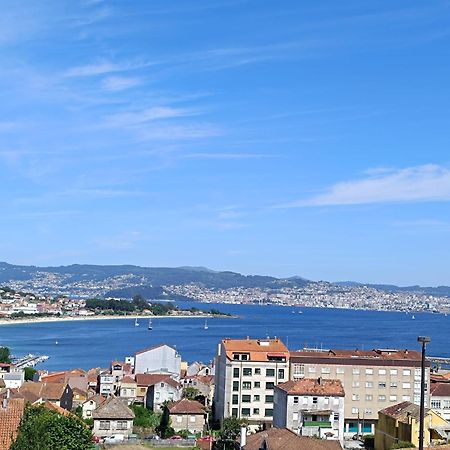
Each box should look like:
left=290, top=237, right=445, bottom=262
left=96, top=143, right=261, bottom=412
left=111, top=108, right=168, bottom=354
left=135, top=346, right=181, bottom=377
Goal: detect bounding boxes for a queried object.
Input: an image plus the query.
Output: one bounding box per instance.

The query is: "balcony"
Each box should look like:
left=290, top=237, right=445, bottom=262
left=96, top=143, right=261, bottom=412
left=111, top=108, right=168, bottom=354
left=303, top=421, right=332, bottom=428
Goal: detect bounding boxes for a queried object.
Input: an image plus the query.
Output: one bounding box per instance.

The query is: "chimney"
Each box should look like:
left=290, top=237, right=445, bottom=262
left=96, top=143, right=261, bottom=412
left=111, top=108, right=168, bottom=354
left=240, top=426, right=247, bottom=449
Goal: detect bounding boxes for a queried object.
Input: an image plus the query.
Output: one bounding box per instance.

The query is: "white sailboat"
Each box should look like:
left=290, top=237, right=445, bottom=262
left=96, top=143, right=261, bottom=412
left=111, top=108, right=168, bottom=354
left=148, top=319, right=152, bottom=330
left=204, top=319, right=209, bottom=330
left=411, top=315, right=415, bottom=320
left=134, top=318, right=139, bottom=327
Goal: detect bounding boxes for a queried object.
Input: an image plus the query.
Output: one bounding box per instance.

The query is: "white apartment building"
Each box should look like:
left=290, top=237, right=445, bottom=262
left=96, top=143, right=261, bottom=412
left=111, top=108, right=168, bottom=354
left=134, top=344, right=181, bottom=378
left=214, top=338, right=289, bottom=429
left=273, top=377, right=345, bottom=445
left=290, top=348, right=429, bottom=435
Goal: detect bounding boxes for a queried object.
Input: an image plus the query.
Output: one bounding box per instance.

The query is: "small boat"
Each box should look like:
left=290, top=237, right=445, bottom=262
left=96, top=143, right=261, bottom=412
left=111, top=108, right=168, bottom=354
left=298, top=311, right=303, bottom=314
left=204, top=320, right=209, bottom=330
left=55, top=341, right=58, bottom=345
left=412, top=315, right=415, bottom=320
left=134, top=318, right=139, bottom=327
left=148, top=319, right=152, bottom=330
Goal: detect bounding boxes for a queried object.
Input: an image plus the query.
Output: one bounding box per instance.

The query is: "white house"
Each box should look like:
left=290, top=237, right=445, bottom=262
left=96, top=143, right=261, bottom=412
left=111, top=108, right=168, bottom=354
left=92, top=396, right=135, bottom=438
left=134, top=344, right=181, bottom=378
left=273, top=378, right=345, bottom=445
left=135, top=373, right=182, bottom=411
left=82, top=394, right=106, bottom=420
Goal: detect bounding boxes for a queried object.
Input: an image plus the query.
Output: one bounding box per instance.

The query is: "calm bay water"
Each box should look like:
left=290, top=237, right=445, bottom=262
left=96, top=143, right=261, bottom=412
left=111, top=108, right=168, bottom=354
left=0, top=301, right=449, bottom=371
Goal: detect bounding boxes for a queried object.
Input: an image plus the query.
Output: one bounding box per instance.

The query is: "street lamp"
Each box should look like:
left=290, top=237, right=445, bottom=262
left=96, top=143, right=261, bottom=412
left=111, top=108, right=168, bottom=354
left=417, top=336, right=431, bottom=450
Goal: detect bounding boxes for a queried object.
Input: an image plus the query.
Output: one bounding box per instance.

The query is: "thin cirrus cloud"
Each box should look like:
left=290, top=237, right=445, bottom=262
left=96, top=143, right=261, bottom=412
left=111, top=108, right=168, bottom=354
left=101, top=76, right=142, bottom=91
left=281, top=164, right=450, bottom=207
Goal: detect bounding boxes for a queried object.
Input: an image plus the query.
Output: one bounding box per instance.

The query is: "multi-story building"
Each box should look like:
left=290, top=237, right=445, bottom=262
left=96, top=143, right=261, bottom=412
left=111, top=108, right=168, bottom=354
left=134, top=344, right=181, bottom=378
left=290, top=348, right=429, bottom=435
left=214, top=338, right=289, bottom=428
left=99, top=373, right=115, bottom=397
left=273, top=378, right=345, bottom=444
left=431, top=380, right=450, bottom=421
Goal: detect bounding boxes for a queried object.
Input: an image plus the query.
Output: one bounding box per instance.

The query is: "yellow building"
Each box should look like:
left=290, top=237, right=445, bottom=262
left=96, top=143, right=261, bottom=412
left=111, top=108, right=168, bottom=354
left=375, top=401, right=450, bottom=450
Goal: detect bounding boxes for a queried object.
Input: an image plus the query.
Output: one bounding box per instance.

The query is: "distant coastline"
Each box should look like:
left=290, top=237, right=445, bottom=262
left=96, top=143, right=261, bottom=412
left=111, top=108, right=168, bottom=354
left=0, top=313, right=235, bottom=326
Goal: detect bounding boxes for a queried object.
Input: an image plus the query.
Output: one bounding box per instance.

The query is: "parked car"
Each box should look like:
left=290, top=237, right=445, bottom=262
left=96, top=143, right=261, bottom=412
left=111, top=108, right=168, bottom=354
left=103, top=435, right=125, bottom=444
left=144, top=434, right=160, bottom=441
left=170, top=435, right=183, bottom=440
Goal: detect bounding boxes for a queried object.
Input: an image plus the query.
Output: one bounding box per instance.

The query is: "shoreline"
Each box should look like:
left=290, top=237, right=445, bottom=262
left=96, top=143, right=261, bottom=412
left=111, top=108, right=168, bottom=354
left=0, top=313, right=234, bottom=326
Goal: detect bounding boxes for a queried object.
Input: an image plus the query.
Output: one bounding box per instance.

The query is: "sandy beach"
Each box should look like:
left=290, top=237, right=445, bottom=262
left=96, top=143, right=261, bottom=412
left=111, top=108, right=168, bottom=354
left=0, top=313, right=222, bottom=326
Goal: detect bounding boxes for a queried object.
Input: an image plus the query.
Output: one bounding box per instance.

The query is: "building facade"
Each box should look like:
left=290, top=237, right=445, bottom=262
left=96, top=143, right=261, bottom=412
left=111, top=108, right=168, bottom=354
left=134, top=344, right=181, bottom=378
left=290, top=348, right=429, bottom=435
left=214, top=338, right=289, bottom=428
left=274, top=378, right=345, bottom=444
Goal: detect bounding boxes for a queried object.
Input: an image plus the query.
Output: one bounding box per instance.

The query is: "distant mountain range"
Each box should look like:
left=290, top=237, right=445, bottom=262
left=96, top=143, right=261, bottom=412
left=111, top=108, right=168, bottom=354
left=0, top=261, right=449, bottom=298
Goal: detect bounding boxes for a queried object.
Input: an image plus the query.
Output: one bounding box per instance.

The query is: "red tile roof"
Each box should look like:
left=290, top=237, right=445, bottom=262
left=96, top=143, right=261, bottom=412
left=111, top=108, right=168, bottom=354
left=0, top=398, right=25, bottom=450
left=380, top=401, right=426, bottom=422
left=168, top=399, right=206, bottom=415
left=135, top=374, right=180, bottom=389
left=431, top=382, right=450, bottom=397
left=222, top=338, right=289, bottom=362
left=277, top=378, right=345, bottom=397
left=243, top=428, right=342, bottom=450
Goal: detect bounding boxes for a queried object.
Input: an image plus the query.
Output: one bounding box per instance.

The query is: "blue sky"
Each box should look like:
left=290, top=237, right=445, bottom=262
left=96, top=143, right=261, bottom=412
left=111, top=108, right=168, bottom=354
left=1, top=0, right=450, bottom=285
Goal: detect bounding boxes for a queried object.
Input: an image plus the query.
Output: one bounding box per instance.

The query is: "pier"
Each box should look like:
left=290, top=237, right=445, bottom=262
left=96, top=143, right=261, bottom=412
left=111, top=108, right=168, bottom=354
left=13, top=354, right=49, bottom=368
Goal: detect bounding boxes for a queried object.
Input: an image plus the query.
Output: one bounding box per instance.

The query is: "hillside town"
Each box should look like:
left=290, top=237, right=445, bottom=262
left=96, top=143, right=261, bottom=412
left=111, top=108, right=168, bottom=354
left=1, top=336, right=450, bottom=449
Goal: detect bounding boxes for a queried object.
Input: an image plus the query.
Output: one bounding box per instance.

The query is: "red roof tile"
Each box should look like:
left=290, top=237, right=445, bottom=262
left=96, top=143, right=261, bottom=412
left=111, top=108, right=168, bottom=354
left=169, top=399, right=206, bottom=415
left=276, top=378, right=345, bottom=397
left=0, top=398, right=25, bottom=450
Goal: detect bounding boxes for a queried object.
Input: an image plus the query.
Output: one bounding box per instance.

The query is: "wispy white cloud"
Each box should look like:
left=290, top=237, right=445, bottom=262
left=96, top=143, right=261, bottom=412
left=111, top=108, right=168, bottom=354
left=281, top=164, right=450, bottom=207
left=101, top=76, right=142, bottom=92
left=63, top=60, right=151, bottom=77
left=181, top=152, right=270, bottom=160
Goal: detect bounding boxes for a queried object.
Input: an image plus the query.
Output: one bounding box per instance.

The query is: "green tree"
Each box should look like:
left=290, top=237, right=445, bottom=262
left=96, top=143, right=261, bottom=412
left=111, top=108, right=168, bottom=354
left=0, top=346, right=11, bottom=364
left=217, top=417, right=246, bottom=450
left=156, top=404, right=175, bottom=438
left=11, top=404, right=94, bottom=450
left=24, top=367, right=37, bottom=381
left=131, top=404, right=161, bottom=428
left=391, top=442, right=415, bottom=449
left=182, top=387, right=202, bottom=401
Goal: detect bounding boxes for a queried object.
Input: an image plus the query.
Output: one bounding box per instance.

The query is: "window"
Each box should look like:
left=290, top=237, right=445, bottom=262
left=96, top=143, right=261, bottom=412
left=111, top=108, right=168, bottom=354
left=99, top=421, right=110, bottom=430
left=365, top=409, right=373, bottom=415
left=333, top=398, right=339, bottom=405
left=333, top=413, right=339, bottom=421
left=308, top=367, right=317, bottom=373
left=365, top=381, right=373, bottom=388
left=176, top=416, right=182, bottom=423
left=378, top=382, right=386, bottom=388
left=352, top=381, right=360, bottom=388
left=444, top=400, right=450, bottom=410
left=232, top=408, right=238, bottom=417
left=321, top=367, right=331, bottom=374
left=432, top=400, right=442, bottom=409
left=313, top=397, right=318, bottom=404
left=189, top=416, right=195, bottom=423
left=266, top=382, right=275, bottom=390
left=241, top=354, right=249, bottom=361
left=265, top=395, right=274, bottom=403
left=278, top=369, right=285, bottom=379
left=352, top=407, right=359, bottom=414
left=254, top=395, right=260, bottom=402
left=233, top=368, right=240, bottom=378
left=232, top=381, right=239, bottom=391
left=324, top=397, right=329, bottom=405
left=303, top=397, right=308, bottom=405
left=353, top=368, right=360, bottom=375
left=266, top=369, right=275, bottom=377
left=403, top=369, right=411, bottom=376
left=379, top=369, right=386, bottom=375
left=293, top=396, right=299, bottom=404
left=253, top=408, right=260, bottom=415
left=390, top=382, right=398, bottom=388
left=232, top=394, right=238, bottom=405
left=336, top=367, right=345, bottom=374
left=390, top=369, right=398, bottom=376
left=265, top=409, right=273, bottom=417
left=402, top=395, right=411, bottom=401
left=352, top=394, right=359, bottom=401
left=241, top=408, right=251, bottom=417
left=366, top=368, right=373, bottom=375
left=255, top=368, right=261, bottom=375
left=86, top=411, right=92, bottom=417
left=254, top=382, right=261, bottom=388
left=242, top=395, right=251, bottom=403
left=242, top=382, right=251, bottom=390
left=293, top=364, right=305, bottom=377
left=389, top=395, right=397, bottom=401
left=379, top=395, right=386, bottom=401
left=402, top=382, right=411, bottom=389
left=366, top=395, right=373, bottom=401
left=293, top=412, right=299, bottom=421
left=243, top=368, right=252, bottom=376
